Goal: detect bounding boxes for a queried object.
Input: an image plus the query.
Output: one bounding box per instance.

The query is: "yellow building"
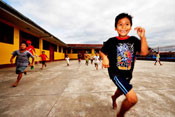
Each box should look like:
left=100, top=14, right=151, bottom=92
left=67, top=44, right=102, bottom=59
left=0, top=1, right=102, bottom=68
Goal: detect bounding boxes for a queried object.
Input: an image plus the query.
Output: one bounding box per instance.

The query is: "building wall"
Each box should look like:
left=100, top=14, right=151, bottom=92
left=0, top=27, right=19, bottom=65
left=0, top=22, right=65, bottom=66
left=67, top=48, right=96, bottom=59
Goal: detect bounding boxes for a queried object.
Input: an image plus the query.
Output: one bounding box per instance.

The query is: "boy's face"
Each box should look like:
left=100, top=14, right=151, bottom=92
left=28, top=43, right=31, bottom=46
left=20, top=43, right=27, bottom=50
left=42, top=51, right=45, bottom=54
left=115, top=17, right=131, bottom=38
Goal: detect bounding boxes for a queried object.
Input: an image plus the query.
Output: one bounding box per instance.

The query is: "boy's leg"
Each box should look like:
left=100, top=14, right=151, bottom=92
left=154, top=60, right=157, bottom=65
left=112, top=88, right=123, bottom=109
left=117, top=89, right=138, bottom=117
left=41, top=64, right=44, bottom=69
left=159, top=60, right=162, bottom=65
left=12, top=73, right=23, bottom=87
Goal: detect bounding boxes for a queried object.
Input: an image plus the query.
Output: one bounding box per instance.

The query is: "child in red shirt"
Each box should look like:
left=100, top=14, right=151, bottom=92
left=39, top=51, right=48, bottom=70
left=26, top=40, right=37, bottom=69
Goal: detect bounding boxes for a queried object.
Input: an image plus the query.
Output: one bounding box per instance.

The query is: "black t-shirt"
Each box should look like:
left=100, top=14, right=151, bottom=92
left=101, top=36, right=141, bottom=78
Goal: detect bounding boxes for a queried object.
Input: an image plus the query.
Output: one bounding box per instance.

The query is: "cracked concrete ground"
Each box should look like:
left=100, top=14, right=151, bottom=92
left=0, top=60, right=175, bottom=117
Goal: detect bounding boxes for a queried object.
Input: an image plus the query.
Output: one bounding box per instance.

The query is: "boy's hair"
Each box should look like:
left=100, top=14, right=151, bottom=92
left=20, top=41, right=28, bottom=47
left=115, top=13, right=133, bottom=28
left=42, top=51, right=45, bottom=53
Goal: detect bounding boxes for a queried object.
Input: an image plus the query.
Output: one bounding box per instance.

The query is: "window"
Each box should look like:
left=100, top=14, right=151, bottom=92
left=63, top=48, right=66, bottom=53
left=20, top=31, right=39, bottom=48
left=53, top=44, right=57, bottom=52
left=43, top=40, right=49, bottom=50
left=59, top=46, right=62, bottom=52
left=72, top=49, right=78, bottom=53
left=0, top=22, right=14, bottom=44
left=85, top=49, right=92, bottom=54
left=95, top=49, right=100, bottom=53
left=68, top=48, right=71, bottom=53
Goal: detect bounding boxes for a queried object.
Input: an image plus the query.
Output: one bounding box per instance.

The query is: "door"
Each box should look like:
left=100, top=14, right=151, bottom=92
left=49, top=45, right=54, bottom=61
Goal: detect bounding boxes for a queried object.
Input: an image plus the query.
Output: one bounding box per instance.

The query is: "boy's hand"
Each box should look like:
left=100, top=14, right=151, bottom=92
left=134, top=27, right=146, bottom=39
left=102, top=56, right=110, bottom=68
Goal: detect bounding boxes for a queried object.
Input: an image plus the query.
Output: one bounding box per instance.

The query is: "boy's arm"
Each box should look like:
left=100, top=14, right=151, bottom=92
left=10, top=55, right=15, bottom=64
left=33, top=47, right=37, bottom=56
left=99, top=51, right=109, bottom=68
left=30, top=57, right=34, bottom=66
left=29, top=52, right=34, bottom=66
left=135, top=27, right=148, bottom=56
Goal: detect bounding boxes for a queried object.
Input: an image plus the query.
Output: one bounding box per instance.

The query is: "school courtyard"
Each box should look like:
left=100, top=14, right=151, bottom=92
left=0, top=60, right=175, bottom=117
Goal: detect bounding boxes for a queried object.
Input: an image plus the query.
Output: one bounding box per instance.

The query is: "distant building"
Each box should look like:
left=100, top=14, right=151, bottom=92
left=0, top=1, right=102, bottom=68
left=153, top=46, right=175, bottom=52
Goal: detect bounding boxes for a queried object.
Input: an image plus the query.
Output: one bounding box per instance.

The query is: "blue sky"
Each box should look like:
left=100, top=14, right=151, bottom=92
left=2, top=0, right=175, bottom=47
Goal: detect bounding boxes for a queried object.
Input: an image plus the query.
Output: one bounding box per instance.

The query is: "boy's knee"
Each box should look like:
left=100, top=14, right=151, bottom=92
left=127, top=95, right=138, bottom=105
left=126, top=89, right=138, bottom=105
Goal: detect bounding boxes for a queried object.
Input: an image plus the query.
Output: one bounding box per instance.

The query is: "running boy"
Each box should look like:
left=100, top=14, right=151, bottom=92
left=65, top=55, right=70, bottom=66
left=84, top=51, right=89, bottom=66
left=10, top=41, right=34, bottom=87
left=26, top=40, right=37, bottom=69
left=39, top=51, right=48, bottom=69
left=94, top=53, right=99, bottom=70
left=90, top=54, right=94, bottom=64
left=154, top=52, right=162, bottom=65
left=99, top=13, right=148, bottom=117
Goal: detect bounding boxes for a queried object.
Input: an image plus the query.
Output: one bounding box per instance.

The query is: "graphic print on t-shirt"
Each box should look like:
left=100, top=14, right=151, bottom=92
left=116, top=43, right=134, bottom=70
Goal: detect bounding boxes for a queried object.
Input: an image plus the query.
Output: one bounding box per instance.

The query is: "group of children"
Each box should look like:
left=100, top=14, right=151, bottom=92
left=10, top=12, right=150, bottom=116
left=10, top=41, right=48, bottom=87
left=65, top=52, right=101, bottom=70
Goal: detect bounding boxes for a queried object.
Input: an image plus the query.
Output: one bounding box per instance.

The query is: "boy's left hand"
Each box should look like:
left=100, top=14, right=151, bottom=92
left=134, top=27, right=146, bottom=39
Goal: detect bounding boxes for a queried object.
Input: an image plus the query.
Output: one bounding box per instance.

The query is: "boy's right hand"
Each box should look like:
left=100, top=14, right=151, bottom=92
left=102, top=56, right=110, bottom=68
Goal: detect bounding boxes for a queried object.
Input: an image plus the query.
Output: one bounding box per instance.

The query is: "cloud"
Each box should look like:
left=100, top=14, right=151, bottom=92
left=3, top=0, right=175, bottom=47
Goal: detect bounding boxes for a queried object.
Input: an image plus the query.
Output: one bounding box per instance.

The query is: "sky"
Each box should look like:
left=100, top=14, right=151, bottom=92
left=2, top=0, right=175, bottom=47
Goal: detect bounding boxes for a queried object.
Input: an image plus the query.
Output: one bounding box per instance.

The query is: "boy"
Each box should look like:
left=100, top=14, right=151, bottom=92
left=10, top=41, right=34, bottom=87
left=84, top=51, right=89, bottom=66
left=39, top=51, right=48, bottom=69
left=65, top=55, right=70, bottom=66
left=78, top=53, right=82, bottom=64
left=154, top=52, right=162, bottom=65
left=99, top=13, right=148, bottom=117
left=26, top=40, right=37, bottom=69
left=90, top=54, right=94, bottom=64
left=94, top=53, right=99, bottom=70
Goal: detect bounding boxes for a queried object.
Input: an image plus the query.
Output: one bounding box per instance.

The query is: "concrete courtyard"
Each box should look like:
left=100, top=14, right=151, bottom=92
left=0, top=60, right=175, bottom=117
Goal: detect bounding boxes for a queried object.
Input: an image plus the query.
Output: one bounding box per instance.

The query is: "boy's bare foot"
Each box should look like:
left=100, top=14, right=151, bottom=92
left=117, top=113, right=124, bottom=117
left=12, top=82, right=18, bottom=87
left=24, top=71, right=27, bottom=75
left=111, top=95, right=117, bottom=109
left=24, top=70, right=27, bottom=75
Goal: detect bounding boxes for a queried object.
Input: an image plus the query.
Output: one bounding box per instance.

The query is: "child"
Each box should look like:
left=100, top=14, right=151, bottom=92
left=84, top=51, right=89, bottom=66
left=26, top=40, right=37, bottom=69
left=10, top=41, right=34, bottom=87
left=90, top=54, right=94, bottom=64
left=65, top=55, right=70, bottom=66
left=99, top=13, right=148, bottom=117
left=78, top=53, right=82, bottom=64
left=94, top=53, right=99, bottom=70
left=154, top=52, right=162, bottom=65
left=39, top=51, right=48, bottom=70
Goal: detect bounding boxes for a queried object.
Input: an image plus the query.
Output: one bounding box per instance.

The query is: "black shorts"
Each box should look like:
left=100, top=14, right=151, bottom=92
left=109, top=73, right=132, bottom=95
left=42, top=61, right=46, bottom=65
left=94, top=63, right=98, bottom=66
